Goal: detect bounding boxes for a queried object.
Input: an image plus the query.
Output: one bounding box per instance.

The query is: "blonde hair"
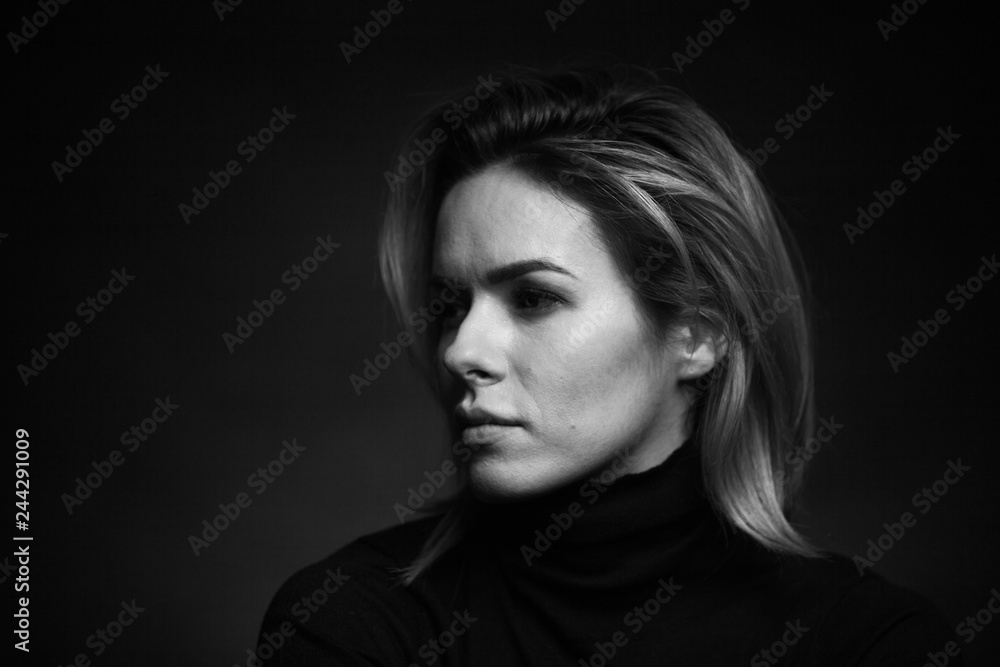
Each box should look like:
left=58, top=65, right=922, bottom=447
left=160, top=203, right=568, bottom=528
left=378, top=61, right=818, bottom=584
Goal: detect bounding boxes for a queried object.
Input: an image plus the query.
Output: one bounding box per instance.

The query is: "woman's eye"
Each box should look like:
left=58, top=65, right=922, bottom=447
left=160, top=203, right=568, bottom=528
left=441, top=300, right=468, bottom=322
left=438, top=288, right=564, bottom=327
left=514, top=288, right=563, bottom=312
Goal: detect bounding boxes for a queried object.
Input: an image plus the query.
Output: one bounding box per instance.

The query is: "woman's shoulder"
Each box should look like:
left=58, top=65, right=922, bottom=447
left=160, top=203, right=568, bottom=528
left=758, top=550, right=962, bottom=664
left=775, top=549, right=947, bottom=618
left=273, top=514, right=442, bottom=593
left=257, top=516, right=447, bottom=665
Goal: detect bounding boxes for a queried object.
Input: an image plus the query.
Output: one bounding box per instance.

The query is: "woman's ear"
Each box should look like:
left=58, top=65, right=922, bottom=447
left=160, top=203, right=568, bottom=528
left=673, top=325, right=727, bottom=381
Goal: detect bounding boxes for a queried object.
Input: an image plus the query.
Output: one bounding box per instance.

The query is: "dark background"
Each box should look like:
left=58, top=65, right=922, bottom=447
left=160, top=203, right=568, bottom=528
left=4, top=0, right=996, bottom=664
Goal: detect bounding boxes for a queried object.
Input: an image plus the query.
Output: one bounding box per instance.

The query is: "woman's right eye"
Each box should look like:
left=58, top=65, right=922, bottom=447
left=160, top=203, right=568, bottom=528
left=441, top=298, right=469, bottom=326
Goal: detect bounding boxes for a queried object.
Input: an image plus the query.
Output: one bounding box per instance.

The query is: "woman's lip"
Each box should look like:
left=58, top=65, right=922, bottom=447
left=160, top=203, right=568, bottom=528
left=461, top=423, right=521, bottom=445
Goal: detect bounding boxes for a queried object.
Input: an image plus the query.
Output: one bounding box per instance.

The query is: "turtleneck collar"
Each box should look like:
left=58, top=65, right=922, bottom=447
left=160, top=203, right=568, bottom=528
left=466, top=439, right=727, bottom=584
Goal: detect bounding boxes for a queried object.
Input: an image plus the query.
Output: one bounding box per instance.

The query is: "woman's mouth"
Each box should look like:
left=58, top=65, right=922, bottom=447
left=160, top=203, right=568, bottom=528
left=461, top=423, right=521, bottom=445
left=455, top=406, right=522, bottom=445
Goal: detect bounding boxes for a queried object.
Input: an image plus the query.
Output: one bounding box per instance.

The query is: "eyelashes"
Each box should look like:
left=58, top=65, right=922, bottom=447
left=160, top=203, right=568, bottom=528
left=513, top=287, right=564, bottom=312
left=440, top=286, right=567, bottom=325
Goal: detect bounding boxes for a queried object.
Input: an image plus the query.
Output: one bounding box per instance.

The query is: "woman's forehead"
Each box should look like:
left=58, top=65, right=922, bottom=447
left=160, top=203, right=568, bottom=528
left=431, top=166, right=601, bottom=282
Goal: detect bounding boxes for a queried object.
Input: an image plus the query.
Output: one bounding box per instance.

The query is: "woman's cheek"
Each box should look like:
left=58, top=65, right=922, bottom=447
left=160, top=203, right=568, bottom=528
left=544, top=329, right=639, bottom=417
left=561, top=300, right=646, bottom=371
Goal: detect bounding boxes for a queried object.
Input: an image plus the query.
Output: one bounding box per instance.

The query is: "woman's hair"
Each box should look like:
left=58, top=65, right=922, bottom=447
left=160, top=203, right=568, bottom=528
left=378, top=60, right=818, bottom=584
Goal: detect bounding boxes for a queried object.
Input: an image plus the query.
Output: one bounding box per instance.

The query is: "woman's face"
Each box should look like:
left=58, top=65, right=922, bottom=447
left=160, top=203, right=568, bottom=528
left=432, top=164, right=714, bottom=501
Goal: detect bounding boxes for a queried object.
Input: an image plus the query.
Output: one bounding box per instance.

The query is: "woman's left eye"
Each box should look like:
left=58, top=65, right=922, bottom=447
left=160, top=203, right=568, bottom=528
left=514, top=288, right=564, bottom=312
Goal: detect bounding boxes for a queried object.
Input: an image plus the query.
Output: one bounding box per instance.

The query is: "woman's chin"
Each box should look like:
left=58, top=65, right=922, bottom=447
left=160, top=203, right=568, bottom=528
left=467, top=457, right=579, bottom=504
left=467, top=461, right=545, bottom=504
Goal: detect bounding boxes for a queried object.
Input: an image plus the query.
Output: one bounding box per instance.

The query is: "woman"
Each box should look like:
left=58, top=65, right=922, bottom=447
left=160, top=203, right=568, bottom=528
left=259, top=62, right=958, bottom=665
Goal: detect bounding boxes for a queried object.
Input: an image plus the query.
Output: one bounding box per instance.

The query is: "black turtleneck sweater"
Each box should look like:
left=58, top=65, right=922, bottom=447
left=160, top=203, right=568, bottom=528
left=258, top=442, right=962, bottom=665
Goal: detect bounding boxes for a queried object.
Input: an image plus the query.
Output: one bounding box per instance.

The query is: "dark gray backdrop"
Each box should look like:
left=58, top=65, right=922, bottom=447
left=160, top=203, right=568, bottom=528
left=5, top=0, right=996, bottom=664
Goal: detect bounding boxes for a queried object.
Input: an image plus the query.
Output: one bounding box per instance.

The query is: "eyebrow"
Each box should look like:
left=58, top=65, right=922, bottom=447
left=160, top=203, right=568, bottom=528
left=432, top=259, right=577, bottom=287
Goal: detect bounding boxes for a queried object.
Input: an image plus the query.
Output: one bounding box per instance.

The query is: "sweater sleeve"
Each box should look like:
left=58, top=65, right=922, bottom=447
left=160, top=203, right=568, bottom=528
left=855, top=611, right=966, bottom=667
left=806, top=572, right=964, bottom=666
left=255, top=539, right=441, bottom=667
